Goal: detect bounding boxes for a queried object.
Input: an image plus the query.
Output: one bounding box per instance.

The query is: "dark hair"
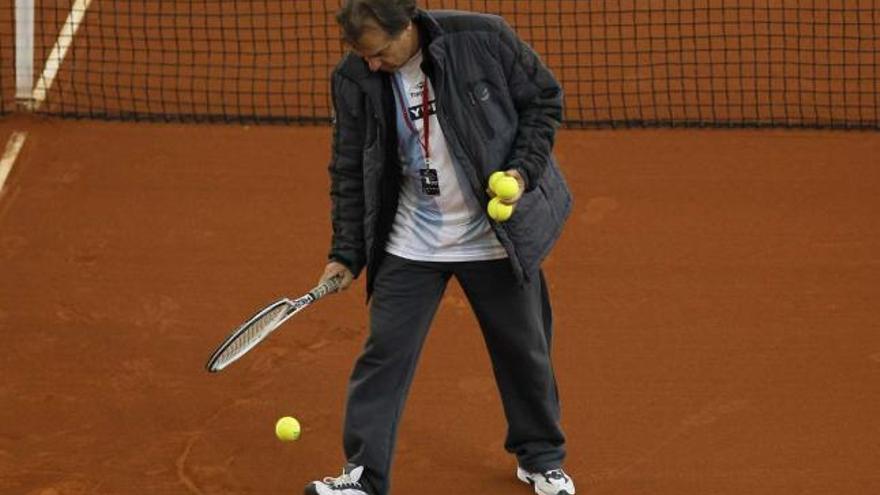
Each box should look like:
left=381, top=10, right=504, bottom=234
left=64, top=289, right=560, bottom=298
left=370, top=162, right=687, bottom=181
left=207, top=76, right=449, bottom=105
left=336, top=0, right=418, bottom=44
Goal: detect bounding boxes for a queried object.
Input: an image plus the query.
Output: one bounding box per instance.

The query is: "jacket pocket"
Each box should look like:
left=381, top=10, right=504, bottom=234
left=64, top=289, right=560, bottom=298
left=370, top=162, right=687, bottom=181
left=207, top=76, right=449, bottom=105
left=502, top=162, right=571, bottom=273
left=502, top=185, right=552, bottom=271
left=466, top=81, right=496, bottom=141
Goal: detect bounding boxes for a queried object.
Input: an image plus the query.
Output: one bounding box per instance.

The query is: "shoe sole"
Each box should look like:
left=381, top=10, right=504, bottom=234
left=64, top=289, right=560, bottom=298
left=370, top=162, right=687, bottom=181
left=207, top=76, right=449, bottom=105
left=304, top=482, right=368, bottom=495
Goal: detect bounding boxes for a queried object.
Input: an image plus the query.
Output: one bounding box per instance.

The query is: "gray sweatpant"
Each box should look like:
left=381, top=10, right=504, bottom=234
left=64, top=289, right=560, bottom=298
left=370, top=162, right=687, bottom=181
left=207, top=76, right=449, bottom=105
left=342, top=254, right=566, bottom=495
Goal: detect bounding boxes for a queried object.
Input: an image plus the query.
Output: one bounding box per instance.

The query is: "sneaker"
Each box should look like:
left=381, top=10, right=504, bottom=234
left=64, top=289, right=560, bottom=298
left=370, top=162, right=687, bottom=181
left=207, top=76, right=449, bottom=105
left=516, top=466, right=575, bottom=495
left=304, top=464, right=368, bottom=495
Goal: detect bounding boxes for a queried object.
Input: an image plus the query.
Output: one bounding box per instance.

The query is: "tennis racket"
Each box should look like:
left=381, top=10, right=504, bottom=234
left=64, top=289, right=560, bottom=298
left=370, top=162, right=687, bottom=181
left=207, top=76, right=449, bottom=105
left=205, top=275, right=342, bottom=373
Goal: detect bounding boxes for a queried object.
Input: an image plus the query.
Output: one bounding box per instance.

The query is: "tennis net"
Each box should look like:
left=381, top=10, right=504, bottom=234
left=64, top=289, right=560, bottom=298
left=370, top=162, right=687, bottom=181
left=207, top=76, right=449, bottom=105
left=4, top=1, right=879, bottom=129
left=1, top=3, right=13, bottom=116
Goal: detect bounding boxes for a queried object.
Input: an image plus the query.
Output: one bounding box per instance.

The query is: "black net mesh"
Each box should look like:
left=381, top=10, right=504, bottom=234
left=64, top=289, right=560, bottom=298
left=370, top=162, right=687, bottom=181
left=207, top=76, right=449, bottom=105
left=4, top=1, right=880, bottom=128
left=1, top=2, right=14, bottom=116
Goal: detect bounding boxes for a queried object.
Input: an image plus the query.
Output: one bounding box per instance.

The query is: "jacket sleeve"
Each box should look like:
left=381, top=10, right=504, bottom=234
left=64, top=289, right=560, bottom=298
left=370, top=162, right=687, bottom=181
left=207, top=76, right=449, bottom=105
left=327, top=71, right=367, bottom=277
left=494, top=19, right=563, bottom=191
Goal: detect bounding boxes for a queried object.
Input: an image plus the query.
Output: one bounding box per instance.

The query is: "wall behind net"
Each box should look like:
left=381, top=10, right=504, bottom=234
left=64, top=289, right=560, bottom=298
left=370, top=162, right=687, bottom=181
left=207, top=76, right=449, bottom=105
left=15, top=1, right=880, bottom=128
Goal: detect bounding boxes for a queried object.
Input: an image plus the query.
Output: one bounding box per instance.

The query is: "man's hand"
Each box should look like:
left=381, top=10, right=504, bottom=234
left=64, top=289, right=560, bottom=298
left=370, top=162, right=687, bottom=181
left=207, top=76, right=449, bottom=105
left=487, top=169, right=525, bottom=205
left=319, top=261, right=355, bottom=292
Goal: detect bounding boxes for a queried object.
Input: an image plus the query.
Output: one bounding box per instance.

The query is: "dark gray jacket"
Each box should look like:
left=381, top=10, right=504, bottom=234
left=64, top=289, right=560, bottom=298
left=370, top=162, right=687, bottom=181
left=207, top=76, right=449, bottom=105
left=327, top=9, right=572, bottom=295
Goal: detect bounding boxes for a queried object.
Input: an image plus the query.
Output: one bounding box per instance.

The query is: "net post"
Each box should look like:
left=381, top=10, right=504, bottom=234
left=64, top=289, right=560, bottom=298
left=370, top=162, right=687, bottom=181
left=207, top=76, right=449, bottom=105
left=14, top=0, right=35, bottom=111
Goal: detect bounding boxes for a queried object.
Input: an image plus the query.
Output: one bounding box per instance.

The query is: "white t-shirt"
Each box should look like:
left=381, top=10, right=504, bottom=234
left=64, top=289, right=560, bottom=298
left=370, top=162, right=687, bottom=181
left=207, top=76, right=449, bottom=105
left=384, top=51, right=507, bottom=262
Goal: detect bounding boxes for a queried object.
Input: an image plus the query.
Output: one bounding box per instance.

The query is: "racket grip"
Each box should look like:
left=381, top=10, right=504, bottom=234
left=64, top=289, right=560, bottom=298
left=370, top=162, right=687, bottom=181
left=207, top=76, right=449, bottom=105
left=310, top=274, right=342, bottom=300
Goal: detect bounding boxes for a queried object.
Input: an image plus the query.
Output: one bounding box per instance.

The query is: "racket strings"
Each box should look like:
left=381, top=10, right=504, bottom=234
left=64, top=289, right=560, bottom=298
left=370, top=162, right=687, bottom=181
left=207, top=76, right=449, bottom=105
left=207, top=289, right=325, bottom=372
left=214, top=303, right=289, bottom=368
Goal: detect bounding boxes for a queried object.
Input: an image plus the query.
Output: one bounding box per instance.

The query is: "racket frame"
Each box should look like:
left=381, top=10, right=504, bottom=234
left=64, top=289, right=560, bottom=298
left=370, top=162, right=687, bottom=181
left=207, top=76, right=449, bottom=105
left=205, top=276, right=340, bottom=373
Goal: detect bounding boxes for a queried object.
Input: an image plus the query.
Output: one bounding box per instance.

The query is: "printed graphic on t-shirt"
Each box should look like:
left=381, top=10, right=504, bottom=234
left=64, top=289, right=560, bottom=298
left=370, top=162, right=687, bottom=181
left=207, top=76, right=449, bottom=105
left=403, top=90, right=437, bottom=123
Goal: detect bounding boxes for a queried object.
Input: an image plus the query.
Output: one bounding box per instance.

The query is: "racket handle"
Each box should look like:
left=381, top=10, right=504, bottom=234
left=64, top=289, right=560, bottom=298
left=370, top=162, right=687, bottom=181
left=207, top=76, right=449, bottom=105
left=310, top=274, right=342, bottom=300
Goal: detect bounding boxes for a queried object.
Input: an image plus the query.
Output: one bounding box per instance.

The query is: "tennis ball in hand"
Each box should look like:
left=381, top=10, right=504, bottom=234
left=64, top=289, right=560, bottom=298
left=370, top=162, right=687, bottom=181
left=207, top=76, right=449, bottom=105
left=488, top=171, right=506, bottom=191
left=487, top=197, right=513, bottom=222
left=492, top=175, right=520, bottom=201
left=275, top=416, right=301, bottom=442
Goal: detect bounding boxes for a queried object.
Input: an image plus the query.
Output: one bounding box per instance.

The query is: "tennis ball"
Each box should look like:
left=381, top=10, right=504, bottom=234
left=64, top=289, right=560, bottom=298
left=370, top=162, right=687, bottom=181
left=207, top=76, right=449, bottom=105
left=275, top=416, right=301, bottom=442
left=487, top=197, right=513, bottom=222
left=492, top=176, right=520, bottom=201
left=488, top=171, right=506, bottom=191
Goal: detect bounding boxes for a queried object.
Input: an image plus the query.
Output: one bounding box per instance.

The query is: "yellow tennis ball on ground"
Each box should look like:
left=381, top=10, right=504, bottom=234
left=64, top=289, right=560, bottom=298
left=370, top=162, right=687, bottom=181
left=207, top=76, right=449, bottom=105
left=492, top=175, right=520, bottom=201
left=487, top=197, right=513, bottom=222
left=275, top=416, right=301, bottom=442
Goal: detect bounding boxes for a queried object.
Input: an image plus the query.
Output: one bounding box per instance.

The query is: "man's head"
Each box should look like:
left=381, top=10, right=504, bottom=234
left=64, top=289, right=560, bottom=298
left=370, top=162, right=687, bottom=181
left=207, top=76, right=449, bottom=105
left=337, top=0, right=421, bottom=72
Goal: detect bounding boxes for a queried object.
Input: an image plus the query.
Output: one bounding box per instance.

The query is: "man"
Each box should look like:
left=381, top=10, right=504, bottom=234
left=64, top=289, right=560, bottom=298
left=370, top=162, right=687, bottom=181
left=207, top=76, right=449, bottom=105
left=307, top=1, right=574, bottom=494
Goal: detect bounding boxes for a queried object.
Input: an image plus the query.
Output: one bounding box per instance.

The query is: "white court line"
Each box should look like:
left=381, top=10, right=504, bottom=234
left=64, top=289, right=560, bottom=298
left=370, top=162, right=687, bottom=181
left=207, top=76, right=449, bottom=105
left=0, top=132, right=28, bottom=194
left=31, top=0, right=94, bottom=109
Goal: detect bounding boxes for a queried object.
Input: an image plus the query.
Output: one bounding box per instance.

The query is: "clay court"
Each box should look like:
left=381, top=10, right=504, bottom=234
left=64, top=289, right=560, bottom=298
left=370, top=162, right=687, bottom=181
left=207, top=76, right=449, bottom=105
left=2, top=116, right=878, bottom=494
left=2, top=2, right=880, bottom=495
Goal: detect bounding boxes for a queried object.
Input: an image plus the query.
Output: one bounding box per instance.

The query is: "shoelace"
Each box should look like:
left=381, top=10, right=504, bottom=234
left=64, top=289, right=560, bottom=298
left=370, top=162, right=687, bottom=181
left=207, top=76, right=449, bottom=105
left=323, top=472, right=362, bottom=489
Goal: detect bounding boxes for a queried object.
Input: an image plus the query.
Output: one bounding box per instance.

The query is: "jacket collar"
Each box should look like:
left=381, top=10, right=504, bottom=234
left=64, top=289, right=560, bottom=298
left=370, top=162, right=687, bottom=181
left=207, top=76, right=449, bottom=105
left=415, top=9, right=444, bottom=45
left=337, top=9, right=443, bottom=81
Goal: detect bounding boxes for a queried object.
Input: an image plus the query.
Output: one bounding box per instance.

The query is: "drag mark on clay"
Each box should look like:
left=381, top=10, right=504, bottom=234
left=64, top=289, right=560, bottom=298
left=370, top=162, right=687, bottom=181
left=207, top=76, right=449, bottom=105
left=109, top=358, right=158, bottom=392
left=54, top=304, right=105, bottom=325
left=66, top=235, right=108, bottom=266
left=50, top=160, right=84, bottom=185
left=24, top=478, right=92, bottom=495
left=247, top=325, right=362, bottom=372
left=176, top=433, right=206, bottom=495
left=247, top=346, right=289, bottom=373
left=173, top=397, right=273, bottom=492
left=132, top=295, right=182, bottom=334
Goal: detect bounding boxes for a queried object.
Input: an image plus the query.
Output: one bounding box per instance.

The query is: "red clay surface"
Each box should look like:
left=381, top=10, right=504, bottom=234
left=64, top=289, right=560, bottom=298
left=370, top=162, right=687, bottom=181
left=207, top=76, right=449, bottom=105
left=1, top=116, right=879, bottom=494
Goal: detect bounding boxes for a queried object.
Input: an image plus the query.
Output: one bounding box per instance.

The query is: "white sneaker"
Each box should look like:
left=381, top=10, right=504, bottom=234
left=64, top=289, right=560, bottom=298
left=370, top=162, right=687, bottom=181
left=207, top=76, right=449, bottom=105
left=517, top=466, right=576, bottom=495
left=305, top=464, right=368, bottom=495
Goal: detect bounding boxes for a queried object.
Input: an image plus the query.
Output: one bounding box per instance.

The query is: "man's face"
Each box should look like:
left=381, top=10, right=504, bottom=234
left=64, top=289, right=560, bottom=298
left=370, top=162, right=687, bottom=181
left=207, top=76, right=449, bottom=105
left=352, top=20, right=417, bottom=73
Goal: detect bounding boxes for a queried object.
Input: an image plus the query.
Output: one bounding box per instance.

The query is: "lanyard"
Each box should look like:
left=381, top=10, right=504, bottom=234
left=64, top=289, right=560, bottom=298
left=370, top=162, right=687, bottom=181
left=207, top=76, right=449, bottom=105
left=392, top=75, right=432, bottom=168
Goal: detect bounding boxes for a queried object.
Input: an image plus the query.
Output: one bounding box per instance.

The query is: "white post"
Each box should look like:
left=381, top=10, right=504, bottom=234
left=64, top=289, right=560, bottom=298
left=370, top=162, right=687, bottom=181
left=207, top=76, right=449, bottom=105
left=15, top=0, right=35, bottom=110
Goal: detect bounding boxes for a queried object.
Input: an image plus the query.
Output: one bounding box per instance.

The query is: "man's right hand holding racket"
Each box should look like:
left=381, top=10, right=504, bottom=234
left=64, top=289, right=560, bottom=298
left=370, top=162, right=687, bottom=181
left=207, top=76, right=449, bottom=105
left=318, top=261, right=355, bottom=292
